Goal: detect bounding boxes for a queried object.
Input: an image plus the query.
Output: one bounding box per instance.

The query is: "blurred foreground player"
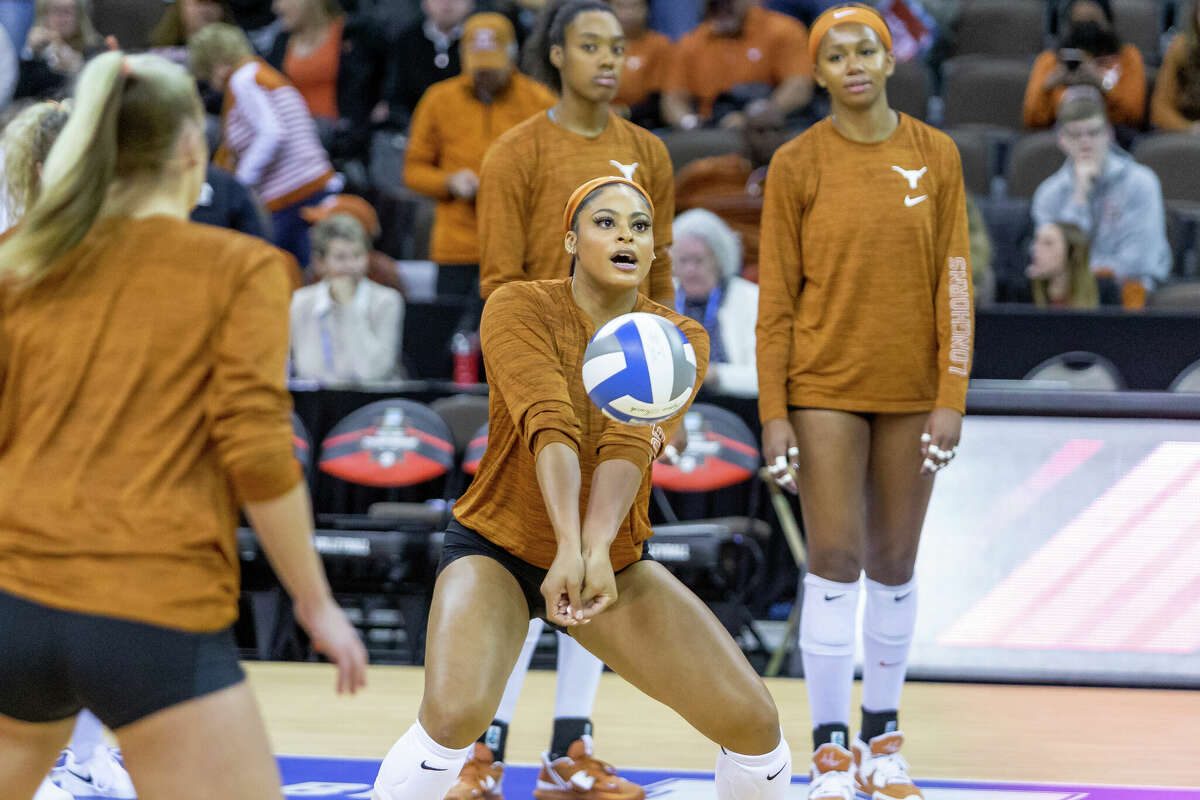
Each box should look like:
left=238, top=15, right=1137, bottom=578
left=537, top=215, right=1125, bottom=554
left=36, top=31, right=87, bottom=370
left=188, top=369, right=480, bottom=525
left=0, top=51, right=366, bottom=800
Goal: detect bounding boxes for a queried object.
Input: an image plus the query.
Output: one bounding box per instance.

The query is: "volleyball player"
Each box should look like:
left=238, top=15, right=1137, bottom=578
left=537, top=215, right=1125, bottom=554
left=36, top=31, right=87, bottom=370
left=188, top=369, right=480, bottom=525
left=460, top=2, right=677, bottom=796
left=0, top=52, right=367, bottom=800
left=756, top=5, right=973, bottom=799
left=371, top=176, right=792, bottom=800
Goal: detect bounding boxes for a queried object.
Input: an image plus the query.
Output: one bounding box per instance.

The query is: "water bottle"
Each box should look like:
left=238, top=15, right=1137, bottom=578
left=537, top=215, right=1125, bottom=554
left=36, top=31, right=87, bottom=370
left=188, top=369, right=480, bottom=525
left=451, top=331, right=479, bottom=386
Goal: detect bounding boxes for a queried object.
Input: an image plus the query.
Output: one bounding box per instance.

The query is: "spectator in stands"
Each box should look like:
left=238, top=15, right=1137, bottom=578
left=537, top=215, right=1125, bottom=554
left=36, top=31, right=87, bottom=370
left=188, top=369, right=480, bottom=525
left=662, top=0, right=814, bottom=131
left=149, top=0, right=233, bottom=49
left=290, top=213, right=405, bottom=383
left=1023, top=0, right=1145, bottom=132
left=671, top=208, right=758, bottom=397
left=966, top=194, right=994, bottom=306
left=264, top=0, right=387, bottom=166
left=15, top=0, right=101, bottom=101
left=0, top=25, right=16, bottom=121
left=404, top=11, right=555, bottom=297
left=192, top=164, right=268, bottom=239
left=1026, top=220, right=1099, bottom=308
left=1032, top=88, right=1171, bottom=304
left=301, top=192, right=407, bottom=293
left=189, top=22, right=338, bottom=265
left=1150, top=0, right=1200, bottom=132
left=674, top=99, right=790, bottom=277
left=384, top=0, right=474, bottom=129
left=606, top=0, right=671, bottom=129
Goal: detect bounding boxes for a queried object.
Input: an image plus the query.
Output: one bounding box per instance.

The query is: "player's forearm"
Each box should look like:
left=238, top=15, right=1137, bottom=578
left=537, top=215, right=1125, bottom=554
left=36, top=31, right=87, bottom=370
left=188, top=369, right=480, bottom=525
left=581, top=457, right=643, bottom=556
left=536, top=441, right=584, bottom=552
left=244, top=482, right=335, bottom=614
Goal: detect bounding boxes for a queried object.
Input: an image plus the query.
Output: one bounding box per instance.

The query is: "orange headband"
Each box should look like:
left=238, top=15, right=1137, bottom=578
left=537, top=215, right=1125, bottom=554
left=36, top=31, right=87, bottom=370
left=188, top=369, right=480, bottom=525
left=562, top=176, right=655, bottom=235
left=808, top=4, right=893, bottom=65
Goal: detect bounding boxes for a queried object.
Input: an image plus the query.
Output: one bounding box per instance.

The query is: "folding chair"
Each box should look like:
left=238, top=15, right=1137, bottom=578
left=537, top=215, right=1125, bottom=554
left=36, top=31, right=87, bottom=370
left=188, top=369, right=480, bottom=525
left=314, top=398, right=458, bottom=662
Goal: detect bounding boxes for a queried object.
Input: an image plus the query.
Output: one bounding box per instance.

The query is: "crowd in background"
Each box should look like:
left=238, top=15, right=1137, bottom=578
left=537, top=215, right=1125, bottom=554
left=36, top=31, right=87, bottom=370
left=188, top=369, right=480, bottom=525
left=1, top=0, right=1199, bottom=386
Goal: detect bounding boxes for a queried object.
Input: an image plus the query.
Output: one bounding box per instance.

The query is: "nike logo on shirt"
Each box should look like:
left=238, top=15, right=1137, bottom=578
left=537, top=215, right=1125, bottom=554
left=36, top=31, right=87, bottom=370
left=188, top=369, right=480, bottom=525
left=895, top=591, right=913, bottom=602
left=767, top=764, right=788, bottom=780
left=904, top=194, right=928, bottom=207
left=421, top=761, right=448, bottom=771
left=824, top=593, right=845, bottom=601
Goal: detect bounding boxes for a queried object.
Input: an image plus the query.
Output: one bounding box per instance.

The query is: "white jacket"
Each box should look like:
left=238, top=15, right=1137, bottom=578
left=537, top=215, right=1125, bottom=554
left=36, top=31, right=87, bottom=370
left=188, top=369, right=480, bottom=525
left=710, top=276, right=759, bottom=398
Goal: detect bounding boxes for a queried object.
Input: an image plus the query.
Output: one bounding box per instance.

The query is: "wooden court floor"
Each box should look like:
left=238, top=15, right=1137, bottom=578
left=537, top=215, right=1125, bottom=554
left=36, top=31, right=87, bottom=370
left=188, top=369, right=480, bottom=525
left=247, top=662, right=1200, bottom=788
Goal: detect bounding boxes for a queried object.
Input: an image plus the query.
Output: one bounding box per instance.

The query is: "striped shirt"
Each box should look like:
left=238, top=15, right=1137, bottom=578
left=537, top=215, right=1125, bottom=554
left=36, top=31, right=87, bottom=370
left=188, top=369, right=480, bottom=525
left=218, top=59, right=334, bottom=211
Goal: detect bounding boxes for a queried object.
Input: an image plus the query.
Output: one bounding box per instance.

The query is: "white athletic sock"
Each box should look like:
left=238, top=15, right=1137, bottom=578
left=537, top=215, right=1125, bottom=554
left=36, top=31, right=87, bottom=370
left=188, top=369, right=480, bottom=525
left=552, top=630, right=603, bottom=719
left=69, top=710, right=104, bottom=760
left=493, top=619, right=543, bottom=725
left=861, top=576, right=918, bottom=714
left=800, top=573, right=860, bottom=728
left=372, top=721, right=471, bottom=800
left=714, top=731, right=792, bottom=799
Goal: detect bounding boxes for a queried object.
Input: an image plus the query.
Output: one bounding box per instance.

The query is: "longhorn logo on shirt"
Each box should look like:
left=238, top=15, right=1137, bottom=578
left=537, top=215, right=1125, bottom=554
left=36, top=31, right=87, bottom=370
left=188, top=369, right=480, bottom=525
left=892, top=165, right=928, bottom=208
left=609, top=160, right=639, bottom=180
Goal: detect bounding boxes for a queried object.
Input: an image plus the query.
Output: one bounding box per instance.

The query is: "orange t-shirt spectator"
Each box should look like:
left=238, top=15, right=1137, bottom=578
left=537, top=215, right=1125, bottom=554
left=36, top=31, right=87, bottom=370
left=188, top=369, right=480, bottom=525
left=662, top=0, right=813, bottom=130
left=608, top=0, right=673, bottom=128
left=404, top=12, right=556, bottom=296
left=1023, top=0, right=1145, bottom=130
left=1150, top=2, right=1200, bottom=132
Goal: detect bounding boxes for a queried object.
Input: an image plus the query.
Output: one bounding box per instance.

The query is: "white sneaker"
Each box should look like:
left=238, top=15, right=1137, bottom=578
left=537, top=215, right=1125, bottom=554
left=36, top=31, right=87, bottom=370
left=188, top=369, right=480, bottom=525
left=50, top=745, right=137, bottom=799
left=852, top=732, right=923, bottom=800
left=807, top=743, right=855, bottom=800
left=33, top=777, right=73, bottom=800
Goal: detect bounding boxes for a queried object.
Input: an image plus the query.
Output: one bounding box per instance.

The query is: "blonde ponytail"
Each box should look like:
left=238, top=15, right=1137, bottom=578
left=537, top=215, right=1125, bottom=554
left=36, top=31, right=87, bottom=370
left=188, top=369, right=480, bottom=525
left=0, top=52, right=202, bottom=288
left=0, top=100, right=70, bottom=225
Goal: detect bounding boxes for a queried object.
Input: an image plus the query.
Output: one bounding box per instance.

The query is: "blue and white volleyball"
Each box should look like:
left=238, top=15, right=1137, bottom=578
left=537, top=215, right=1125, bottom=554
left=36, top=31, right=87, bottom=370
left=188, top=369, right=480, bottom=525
left=582, top=312, right=697, bottom=425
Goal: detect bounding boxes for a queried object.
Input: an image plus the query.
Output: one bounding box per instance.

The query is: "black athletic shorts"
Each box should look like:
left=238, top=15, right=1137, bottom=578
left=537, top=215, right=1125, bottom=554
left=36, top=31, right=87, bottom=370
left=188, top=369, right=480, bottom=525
left=0, top=588, right=245, bottom=729
left=437, top=520, right=653, bottom=627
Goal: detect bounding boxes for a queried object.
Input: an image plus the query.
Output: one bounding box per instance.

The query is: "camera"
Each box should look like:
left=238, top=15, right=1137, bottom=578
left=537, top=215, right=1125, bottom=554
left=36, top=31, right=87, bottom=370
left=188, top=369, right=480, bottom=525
left=1059, top=48, right=1086, bottom=71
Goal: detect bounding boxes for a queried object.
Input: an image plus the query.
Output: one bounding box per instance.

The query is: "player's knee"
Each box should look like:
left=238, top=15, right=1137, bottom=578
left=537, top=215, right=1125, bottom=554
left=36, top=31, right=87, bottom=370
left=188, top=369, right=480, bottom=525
left=806, top=549, right=861, bottom=584
left=865, top=541, right=917, bottom=585
left=418, top=698, right=494, bottom=749
left=720, top=687, right=780, bottom=755
left=800, top=573, right=859, bottom=657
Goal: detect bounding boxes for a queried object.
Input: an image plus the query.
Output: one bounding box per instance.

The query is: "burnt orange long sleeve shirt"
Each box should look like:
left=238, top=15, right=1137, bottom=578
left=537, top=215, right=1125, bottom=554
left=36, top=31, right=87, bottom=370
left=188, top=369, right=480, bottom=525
left=1150, top=34, right=1200, bottom=131
left=1023, top=46, right=1146, bottom=129
left=404, top=73, right=557, bottom=264
left=453, top=279, right=708, bottom=570
left=0, top=216, right=301, bottom=632
left=613, top=30, right=673, bottom=110
left=477, top=111, right=675, bottom=304
left=756, top=115, right=973, bottom=422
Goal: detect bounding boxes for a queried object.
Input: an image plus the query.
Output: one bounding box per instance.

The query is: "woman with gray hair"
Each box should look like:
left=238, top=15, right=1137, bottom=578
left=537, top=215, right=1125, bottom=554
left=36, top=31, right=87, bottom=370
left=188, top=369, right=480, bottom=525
left=671, top=207, right=759, bottom=397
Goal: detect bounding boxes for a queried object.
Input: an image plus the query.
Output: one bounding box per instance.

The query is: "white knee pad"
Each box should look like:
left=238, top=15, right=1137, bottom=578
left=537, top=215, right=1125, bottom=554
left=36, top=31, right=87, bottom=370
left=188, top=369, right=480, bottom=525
left=799, top=573, right=860, bottom=657
left=863, top=576, right=918, bottom=646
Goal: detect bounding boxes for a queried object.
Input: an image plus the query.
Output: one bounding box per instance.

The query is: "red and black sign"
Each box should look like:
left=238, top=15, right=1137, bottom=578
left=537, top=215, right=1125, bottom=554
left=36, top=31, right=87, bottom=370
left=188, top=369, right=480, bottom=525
left=652, top=403, right=760, bottom=492
left=319, top=399, right=455, bottom=487
left=462, top=422, right=489, bottom=476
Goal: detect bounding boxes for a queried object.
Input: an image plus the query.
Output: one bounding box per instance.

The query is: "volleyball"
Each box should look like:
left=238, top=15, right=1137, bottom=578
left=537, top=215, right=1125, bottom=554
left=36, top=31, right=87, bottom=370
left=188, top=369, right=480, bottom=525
left=582, top=312, right=697, bottom=425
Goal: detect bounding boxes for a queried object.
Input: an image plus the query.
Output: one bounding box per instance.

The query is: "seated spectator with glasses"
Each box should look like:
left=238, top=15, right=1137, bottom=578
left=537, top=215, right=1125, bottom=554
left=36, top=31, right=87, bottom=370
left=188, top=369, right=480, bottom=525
left=1024, top=0, right=1145, bottom=133
left=661, top=0, right=815, bottom=131
left=1032, top=88, right=1170, bottom=307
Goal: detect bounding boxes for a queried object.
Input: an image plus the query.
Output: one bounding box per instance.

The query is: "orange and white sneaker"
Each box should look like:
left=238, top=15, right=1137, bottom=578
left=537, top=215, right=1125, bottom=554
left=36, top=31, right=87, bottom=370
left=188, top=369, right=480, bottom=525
left=446, top=742, right=504, bottom=800
left=807, top=743, right=856, bottom=799
left=533, top=736, right=644, bottom=800
left=852, top=732, right=923, bottom=800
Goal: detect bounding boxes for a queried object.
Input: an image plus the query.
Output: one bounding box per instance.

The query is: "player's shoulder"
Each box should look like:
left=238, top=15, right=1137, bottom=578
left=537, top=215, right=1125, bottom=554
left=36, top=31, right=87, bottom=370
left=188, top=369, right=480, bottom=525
left=486, top=277, right=566, bottom=317
left=177, top=220, right=295, bottom=279
left=771, top=119, right=828, bottom=166
left=495, top=110, right=552, bottom=147
left=638, top=295, right=708, bottom=347
left=903, top=113, right=958, bottom=156
left=615, top=115, right=670, bottom=160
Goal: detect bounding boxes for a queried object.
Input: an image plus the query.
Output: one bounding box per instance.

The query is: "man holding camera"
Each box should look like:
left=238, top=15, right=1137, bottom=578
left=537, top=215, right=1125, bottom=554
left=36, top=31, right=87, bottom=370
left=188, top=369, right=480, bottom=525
left=1023, top=0, right=1145, bottom=131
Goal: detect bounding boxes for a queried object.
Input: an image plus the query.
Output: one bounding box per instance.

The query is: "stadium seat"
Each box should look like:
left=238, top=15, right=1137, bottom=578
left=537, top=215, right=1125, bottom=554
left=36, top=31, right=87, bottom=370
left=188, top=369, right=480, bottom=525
left=1133, top=133, right=1200, bottom=204
left=659, top=128, right=742, bottom=172
left=943, top=126, right=994, bottom=197
left=1024, top=351, right=1126, bottom=390
left=1148, top=280, right=1200, bottom=310
left=889, top=57, right=931, bottom=122
left=953, top=0, right=1046, bottom=58
left=1164, top=201, right=1200, bottom=278
left=1006, top=130, right=1065, bottom=199
left=429, top=393, right=490, bottom=496
left=941, top=57, right=1033, bottom=130
left=1169, top=358, right=1200, bottom=391
left=1113, top=0, right=1163, bottom=65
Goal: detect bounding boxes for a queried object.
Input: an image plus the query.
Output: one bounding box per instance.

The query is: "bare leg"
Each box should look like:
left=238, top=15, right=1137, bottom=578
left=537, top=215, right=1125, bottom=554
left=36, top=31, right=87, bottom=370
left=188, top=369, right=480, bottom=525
left=864, top=413, right=934, bottom=586
left=112, top=683, right=281, bottom=800
left=0, top=713, right=74, bottom=800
